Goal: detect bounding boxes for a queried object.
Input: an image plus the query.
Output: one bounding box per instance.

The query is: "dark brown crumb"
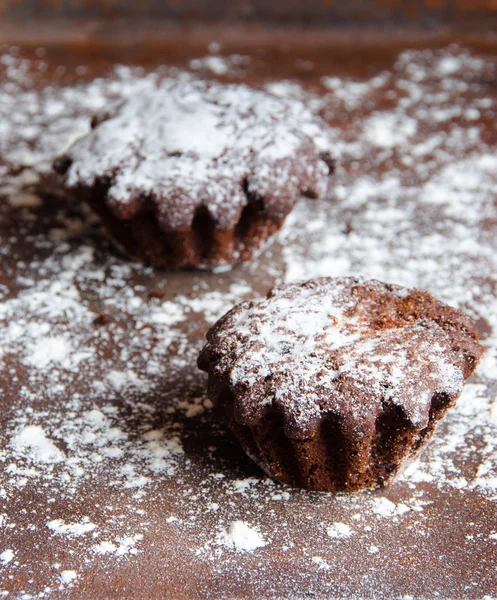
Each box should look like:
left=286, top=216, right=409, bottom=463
left=93, top=313, right=112, bottom=326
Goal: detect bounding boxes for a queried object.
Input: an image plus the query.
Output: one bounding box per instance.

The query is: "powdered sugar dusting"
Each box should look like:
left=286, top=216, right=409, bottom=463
left=217, top=520, right=267, bottom=552
left=59, top=570, right=77, bottom=585
left=60, top=78, right=332, bottom=230
left=363, top=113, right=418, bottom=148
left=0, top=549, right=15, bottom=566
left=0, top=44, right=496, bottom=598
left=47, top=518, right=97, bottom=537
left=327, top=522, right=354, bottom=539
left=12, top=425, right=64, bottom=464
left=204, top=277, right=473, bottom=434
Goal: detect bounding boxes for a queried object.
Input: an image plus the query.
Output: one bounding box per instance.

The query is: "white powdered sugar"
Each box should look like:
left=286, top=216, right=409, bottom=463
left=11, top=425, right=64, bottom=464
left=326, top=522, right=354, bottom=539
left=59, top=570, right=77, bottom=585
left=47, top=518, right=97, bottom=537
left=0, top=549, right=14, bottom=565
left=363, top=113, right=418, bottom=148
left=207, top=278, right=471, bottom=433
left=217, top=521, right=267, bottom=552
left=371, top=497, right=397, bottom=517
left=92, top=534, right=143, bottom=556
left=0, top=53, right=159, bottom=187
left=0, top=44, right=496, bottom=598
left=61, top=78, right=332, bottom=230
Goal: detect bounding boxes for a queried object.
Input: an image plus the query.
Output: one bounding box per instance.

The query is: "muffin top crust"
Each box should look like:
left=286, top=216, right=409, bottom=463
left=198, top=277, right=484, bottom=438
left=54, top=77, right=334, bottom=231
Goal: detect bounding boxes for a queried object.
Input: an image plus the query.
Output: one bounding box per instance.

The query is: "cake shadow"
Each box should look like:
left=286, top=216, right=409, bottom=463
left=180, top=406, right=264, bottom=480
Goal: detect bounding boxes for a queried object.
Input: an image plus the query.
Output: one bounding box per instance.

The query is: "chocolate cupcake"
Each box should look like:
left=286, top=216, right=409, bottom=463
left=53, top=78, right=334, bottom=268
left=198, top=277, right=484, bottom=492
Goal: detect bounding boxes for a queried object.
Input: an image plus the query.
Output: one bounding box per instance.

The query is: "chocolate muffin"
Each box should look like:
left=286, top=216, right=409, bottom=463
left=53, top=78, right=334, bottom=268
left=198, top=277, right=484, bottom=492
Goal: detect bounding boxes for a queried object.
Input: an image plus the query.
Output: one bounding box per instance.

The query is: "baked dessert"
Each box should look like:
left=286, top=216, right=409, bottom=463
left=53, top=78, right=334, bottom=268
left=198, top=277, right=484, bottom=492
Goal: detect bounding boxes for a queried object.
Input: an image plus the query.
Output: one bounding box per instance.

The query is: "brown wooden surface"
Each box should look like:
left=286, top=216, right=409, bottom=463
left=0, top=34, right=496, bottom=599
left=1, top=0, right=497, bottom=27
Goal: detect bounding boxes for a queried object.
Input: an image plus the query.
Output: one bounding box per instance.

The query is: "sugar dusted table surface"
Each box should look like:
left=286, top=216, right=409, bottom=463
left=0, top=40, right=496, bottom=599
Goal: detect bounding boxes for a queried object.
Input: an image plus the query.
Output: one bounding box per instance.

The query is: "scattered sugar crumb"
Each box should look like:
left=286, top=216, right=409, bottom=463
left=363, top=113, right=417, bottom=148
left=92, top=535, right=143, bottom=557
left=326, top=522, right=354, bottom=539
left=47, top=519, right=97, bottom=537
left=312, top=556, right=331, bottom=571
left=217, top=521, right=267, bottom=552
left=372, top=498, right=397, bottom=517
left=92, top=541, right=118, bottom=555
left=60, top=570, right=77, bottom=584
left=11, top=425, right=64, bottom=464
left=0, top=550, right=14, bottom=565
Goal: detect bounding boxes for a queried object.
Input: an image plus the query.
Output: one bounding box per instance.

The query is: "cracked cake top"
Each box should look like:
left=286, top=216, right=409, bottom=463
left=198, top=277, right=484, bottom=438
left=54, top=77, right=335, bottom=231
